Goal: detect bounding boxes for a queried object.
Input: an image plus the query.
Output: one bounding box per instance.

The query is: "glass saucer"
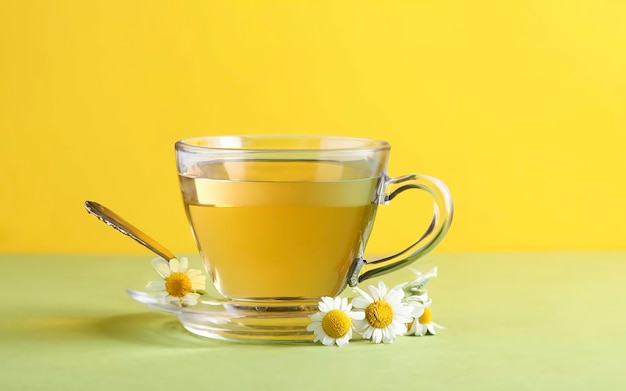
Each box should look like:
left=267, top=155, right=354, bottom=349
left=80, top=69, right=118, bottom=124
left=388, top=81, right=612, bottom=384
left=127, top=289, right=319, bottom=343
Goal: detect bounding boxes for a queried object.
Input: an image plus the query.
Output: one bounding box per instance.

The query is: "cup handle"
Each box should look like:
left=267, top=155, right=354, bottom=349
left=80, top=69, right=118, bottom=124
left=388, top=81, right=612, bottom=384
left=347, top=173, right=454, bottom=286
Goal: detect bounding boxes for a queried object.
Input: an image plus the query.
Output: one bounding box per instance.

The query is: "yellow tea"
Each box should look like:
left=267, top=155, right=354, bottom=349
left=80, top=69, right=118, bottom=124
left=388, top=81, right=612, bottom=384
left=179, top=160, right=379, bottom=299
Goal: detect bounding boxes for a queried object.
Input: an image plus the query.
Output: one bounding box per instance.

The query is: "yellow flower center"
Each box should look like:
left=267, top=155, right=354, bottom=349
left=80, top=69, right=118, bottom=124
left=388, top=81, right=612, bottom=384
left=165, top=272, right=192, bottom=298
left=419, top=307, right=432, bottom=324
left=322, top=309, right=352, bottom=339
left=365, top=300, right=394, bottom=329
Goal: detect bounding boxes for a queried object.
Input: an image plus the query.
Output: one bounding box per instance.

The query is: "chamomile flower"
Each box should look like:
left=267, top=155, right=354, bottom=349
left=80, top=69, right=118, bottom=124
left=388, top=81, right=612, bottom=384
left=307, top=296, right=364, bottom=347
left=146, top=257, right=206, bottom=307
left=403, top=289, right=431, bottom=320
left=407, top=302, right=444, bottom=336
left=352, top=281, right=414, bottom=344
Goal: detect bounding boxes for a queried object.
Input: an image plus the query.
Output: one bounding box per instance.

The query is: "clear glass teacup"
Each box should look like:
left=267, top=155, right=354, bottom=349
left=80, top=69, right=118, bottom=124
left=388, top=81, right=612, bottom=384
left=176, top=135, right=453, bottom=303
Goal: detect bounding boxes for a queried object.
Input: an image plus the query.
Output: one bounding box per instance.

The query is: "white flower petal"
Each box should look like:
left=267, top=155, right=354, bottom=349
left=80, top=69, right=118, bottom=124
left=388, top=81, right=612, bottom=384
left=336, top=330, right=352, bottom=347
left=351, top=296, right=371, bottom=309
left=182, top=293, right=199, bottom=306
left=391, top=320, right=408, bottom=335
left=320, top=297, right=335, bottom=312
left=310, top=324, right=324, bottom=336
left=394, top=310, right=414, bottom=324
left=169, top=258, right=180, bottom=272
left=378, top=281, right=389, bottom=298
left=191, top=278, right=206, bottom=291
left=151, top=258, right=172, bottom=278
left=146, top=280, right=165, bottom=290
left=385, top=287, right=405, bottom=305
left=394, top=301, right=415, bottom=317
left=362, top=326, right=374, bottom=339
left=179, top=257, right=189, bottom=271
left=352, top=287, right=373, bottom=304
left=415, top=324, right=426, bottom=336
left=309, top=313, right=324, bottom=322
left=321, top=335, right=334, bottom=346
left=191, top=282, right=206, bottom=290
left=410, top=303, right=425, bottom=318
left=368, top=284, right=381, bottom=301
left=382, top=327, right=395, bottom=344
left=349, top=311, right=365, bottom=320
left=352, top=319, right=367, bottom=333
left=191, top=275, right=206, bottom=284
left=190, top=272, right=206, bottom=281
left=371, top=328, right=383, bottom=343
left=336, top=336, right=349, bottom=347
left=407, top=320, right=417, bottom=335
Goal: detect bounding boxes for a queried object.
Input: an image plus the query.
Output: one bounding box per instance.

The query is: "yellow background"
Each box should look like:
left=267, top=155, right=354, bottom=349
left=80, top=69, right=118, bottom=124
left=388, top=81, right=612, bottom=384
left=1, top=0, right=625, bottom=255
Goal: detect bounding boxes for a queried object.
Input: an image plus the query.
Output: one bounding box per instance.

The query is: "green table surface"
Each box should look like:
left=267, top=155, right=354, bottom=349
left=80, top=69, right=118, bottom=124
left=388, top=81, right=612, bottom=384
left=1, top=252, right=625, bottom=390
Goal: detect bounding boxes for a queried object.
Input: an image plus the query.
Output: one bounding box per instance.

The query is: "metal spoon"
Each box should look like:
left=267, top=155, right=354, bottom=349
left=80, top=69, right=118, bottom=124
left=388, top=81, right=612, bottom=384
left=84, top=200, right=176, bottom=261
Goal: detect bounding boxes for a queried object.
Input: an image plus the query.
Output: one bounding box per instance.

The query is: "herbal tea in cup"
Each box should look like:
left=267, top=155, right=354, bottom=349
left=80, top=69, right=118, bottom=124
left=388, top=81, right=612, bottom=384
left=175, top=135, right=452, bottom=300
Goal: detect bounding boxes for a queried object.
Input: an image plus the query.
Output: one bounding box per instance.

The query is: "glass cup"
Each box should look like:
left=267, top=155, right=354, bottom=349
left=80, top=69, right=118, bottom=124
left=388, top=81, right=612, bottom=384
left=174, top=135, right=453, bottom=341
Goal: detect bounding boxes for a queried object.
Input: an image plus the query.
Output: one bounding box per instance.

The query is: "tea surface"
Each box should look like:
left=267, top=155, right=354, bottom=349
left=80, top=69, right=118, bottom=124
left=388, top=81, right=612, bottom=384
left=180, top=160, right=379, bottom=298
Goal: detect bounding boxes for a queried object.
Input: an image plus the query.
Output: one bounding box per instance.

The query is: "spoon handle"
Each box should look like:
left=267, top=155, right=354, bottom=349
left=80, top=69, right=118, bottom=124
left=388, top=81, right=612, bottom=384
left=84, top=200, right=176, bottom=261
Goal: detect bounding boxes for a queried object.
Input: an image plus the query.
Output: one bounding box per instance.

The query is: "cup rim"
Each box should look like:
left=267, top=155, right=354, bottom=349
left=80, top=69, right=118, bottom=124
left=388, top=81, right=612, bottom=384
left=175, top=134, right=390, bottom=153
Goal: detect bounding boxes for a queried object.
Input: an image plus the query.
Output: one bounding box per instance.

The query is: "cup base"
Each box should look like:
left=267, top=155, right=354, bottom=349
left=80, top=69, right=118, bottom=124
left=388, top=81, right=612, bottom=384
left=127, top=289, right=319, bottom=343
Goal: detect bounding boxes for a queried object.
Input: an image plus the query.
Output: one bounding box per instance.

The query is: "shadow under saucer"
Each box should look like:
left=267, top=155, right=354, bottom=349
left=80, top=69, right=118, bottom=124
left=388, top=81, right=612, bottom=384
left=93, top=312, right=221, bottom=347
